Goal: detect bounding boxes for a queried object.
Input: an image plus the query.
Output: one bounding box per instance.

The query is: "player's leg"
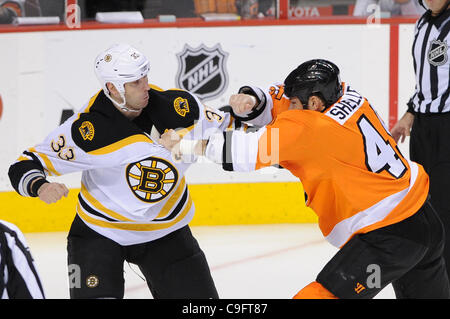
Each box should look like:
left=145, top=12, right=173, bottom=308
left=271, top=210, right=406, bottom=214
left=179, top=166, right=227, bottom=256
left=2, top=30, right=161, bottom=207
left=299, top=204, right=434, bottom=299
left=128, top=225, right=218, bottom=299
left=67, top=215, right=126, bottom=299
left=392, top=201, right=450, bottom=299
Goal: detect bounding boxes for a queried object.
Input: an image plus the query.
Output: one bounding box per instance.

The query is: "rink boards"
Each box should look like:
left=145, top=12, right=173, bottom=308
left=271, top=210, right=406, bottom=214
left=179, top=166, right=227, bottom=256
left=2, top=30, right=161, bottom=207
left=0, top=20, right=415, bottom=231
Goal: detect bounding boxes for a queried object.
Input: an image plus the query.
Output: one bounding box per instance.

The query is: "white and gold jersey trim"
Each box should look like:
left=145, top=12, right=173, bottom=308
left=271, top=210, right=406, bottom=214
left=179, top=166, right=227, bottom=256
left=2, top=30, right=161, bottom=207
left=75, top=176, right=194, bottom=245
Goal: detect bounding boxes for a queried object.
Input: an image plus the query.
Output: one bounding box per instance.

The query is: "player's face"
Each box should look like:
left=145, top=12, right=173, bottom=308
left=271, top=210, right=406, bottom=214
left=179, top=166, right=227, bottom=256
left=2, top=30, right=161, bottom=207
left=124, top=75, right=150, bottom=111
left=424, top=0, right=449, bottom=14
left=289, top=97, right=304, bottom=110
left=289, top=96, right=325, bottom=112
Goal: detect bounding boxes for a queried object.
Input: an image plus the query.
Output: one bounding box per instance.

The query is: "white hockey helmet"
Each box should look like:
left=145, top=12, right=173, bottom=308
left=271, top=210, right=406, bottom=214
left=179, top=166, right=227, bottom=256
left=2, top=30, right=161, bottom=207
left=94, top=43, right=150, bottom=110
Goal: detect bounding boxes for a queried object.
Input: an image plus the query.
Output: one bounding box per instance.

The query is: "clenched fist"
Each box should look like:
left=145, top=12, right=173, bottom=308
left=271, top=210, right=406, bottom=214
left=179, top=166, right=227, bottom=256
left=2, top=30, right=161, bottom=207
left=229, top=93, right=257, bottom=116
left=37, top=182, right=69, bottom=204
left=159, top=129, right=181, bottom=152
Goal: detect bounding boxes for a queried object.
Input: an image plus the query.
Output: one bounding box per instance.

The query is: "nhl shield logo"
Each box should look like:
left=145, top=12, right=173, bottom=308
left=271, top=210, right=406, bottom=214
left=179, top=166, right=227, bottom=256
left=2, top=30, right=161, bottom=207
left=176, top=44, right=229, bottom=101
left=428, top=39, right=448, bottom=67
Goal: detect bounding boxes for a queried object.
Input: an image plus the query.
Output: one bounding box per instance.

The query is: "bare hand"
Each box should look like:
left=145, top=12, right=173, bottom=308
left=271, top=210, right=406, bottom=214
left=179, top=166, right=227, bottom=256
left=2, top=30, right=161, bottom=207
left=390, top=112, right=414, bottom=143
left=229, top=94, right=257, bottom=115
left=159, top=129, right=181, bottom=152
left=37, top=182, right=69, bottom=204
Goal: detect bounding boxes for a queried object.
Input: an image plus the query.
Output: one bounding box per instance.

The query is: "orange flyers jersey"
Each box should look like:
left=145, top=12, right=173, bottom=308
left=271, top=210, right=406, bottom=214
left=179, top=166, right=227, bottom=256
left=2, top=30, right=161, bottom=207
left=267, top=83, right=290, bottom=124
left=218, top=83, right=429, bottom=248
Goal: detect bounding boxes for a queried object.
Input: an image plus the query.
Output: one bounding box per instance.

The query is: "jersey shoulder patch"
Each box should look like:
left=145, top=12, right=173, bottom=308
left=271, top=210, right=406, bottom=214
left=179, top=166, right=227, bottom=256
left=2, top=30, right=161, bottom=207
left=71, top=92, right=145, bottom=153
left=147, top=88, right=200, bottom=133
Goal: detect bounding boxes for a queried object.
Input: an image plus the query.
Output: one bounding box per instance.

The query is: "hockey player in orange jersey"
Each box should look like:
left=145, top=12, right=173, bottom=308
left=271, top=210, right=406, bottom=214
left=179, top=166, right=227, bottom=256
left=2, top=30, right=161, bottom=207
left=160, top=59, right=450, bottom=299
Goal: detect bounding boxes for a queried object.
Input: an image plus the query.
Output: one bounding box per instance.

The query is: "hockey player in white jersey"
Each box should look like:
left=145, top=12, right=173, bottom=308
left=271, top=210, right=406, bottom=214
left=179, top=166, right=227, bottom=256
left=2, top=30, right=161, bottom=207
left=8, top=43, right=233, bottom=299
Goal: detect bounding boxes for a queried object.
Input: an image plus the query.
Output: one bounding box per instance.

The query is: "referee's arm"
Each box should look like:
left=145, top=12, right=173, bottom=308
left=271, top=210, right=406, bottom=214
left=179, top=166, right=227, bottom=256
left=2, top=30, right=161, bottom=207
left=390, top=109, right=415, bottom=143
left=0, top=222, right=45, bottom=299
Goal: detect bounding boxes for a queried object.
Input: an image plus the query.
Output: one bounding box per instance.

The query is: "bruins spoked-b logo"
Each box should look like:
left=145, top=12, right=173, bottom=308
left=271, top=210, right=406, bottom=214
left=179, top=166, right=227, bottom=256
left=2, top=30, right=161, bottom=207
left=428, top=39, right=448, bottom=67
left=176, top=43, right=229, bottom=101
left=79, top=121, right=95, bottom=141
left=174, top=97, right=190, bottom=117
left=126, top=157, right=178, bottom=203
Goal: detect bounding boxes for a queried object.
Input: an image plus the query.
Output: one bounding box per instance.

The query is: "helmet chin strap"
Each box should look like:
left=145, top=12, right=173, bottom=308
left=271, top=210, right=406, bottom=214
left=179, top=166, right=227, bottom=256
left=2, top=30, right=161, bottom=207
left=119, top=104, right=141, bottom=113
left=105, top=89, right=141, bottom=113
left=117, top=91, right=141, bottom=113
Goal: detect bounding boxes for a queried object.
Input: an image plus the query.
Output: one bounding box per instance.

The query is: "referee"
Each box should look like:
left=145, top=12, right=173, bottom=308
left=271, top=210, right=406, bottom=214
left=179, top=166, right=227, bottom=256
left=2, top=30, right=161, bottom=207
left=391, top=0, right=450, bottom=277
left=0, top=220, right=45, bottom=299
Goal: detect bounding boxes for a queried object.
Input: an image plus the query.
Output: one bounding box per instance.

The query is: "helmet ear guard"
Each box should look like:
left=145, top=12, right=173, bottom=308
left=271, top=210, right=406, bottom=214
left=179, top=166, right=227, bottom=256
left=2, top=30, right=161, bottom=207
left=94, top=43, right=150, bottom=111
left=284, top=59, right=343, bottom=110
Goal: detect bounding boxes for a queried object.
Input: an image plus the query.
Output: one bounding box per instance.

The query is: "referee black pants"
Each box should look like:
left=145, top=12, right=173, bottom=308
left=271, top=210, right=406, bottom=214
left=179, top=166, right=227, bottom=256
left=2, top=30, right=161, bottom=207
left=410, top=112, right=450, bottom=280
left=67, top=215, right=218, bottom=299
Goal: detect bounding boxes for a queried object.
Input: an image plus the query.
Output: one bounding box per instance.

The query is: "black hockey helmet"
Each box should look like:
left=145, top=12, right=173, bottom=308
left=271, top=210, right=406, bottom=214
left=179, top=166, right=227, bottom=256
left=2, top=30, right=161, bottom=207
left=284, top=59, right=343, bottom=109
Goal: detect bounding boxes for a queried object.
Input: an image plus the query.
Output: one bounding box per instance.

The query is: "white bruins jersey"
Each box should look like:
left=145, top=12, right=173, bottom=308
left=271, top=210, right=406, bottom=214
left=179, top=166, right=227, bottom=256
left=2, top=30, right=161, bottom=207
left=9, top=87, right=231, bottom=245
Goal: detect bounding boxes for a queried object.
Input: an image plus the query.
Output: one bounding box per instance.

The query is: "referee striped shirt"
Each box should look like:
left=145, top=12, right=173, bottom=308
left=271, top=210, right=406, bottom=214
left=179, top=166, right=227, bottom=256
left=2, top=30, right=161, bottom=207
left=409, top=9, right=450, bottom=114
left=0, top=220, right=45, bottom=299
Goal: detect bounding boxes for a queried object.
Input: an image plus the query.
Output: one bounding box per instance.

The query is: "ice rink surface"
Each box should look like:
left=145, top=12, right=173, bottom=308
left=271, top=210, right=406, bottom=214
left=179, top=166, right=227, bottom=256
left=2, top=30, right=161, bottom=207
left=23, top=223, right=395, bottom=299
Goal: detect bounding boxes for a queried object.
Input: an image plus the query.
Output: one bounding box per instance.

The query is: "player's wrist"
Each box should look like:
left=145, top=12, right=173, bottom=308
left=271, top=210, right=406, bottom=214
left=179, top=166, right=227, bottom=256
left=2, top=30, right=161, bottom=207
left=179, top=139, right=198, bottom=156
left=30, top=178, right=49, bottom=197
left=177, top=139, right=207, bottom=158
left=403, top=112, right=414, bottom=123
